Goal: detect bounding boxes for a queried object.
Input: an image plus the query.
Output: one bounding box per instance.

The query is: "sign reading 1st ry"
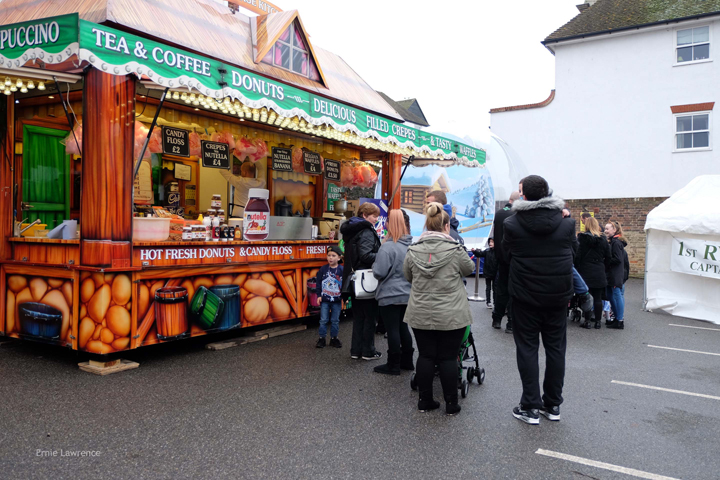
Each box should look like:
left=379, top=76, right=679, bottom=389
left=162, top=126, right=189, bottom=157
left=672, top=237, right=720, bottom=279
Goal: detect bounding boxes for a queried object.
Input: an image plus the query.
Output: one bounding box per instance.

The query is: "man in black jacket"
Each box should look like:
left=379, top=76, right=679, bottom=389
left=492, top=191, right=520, bottom=331
left=503, top=175, right=575, bottom=425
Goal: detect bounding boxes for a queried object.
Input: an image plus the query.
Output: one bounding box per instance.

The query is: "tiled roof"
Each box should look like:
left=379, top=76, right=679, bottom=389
left=545, top=0, right=720, bottom=44
left=489, top=90, right=555, bottom=114
left=376, top=92, right=430, bottom=126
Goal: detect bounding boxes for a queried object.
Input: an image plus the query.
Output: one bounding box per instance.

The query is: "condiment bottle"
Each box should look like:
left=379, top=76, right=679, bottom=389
left=212, top=214, right=221, bottom=242
left=243, top=188, right=270, bottom=241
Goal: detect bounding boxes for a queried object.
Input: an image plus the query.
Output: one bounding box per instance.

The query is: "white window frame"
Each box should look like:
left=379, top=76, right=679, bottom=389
left=673, top=111, right=712, bottom=152
left=674, top=24, right=712, bottom=66
left=269, top=23, right=311, bottom=78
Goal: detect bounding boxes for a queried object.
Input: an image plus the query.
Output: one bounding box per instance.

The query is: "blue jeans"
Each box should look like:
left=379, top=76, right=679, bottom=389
left=572, top=267, right=588, bottom=295
left=319, top=301, right=341, bottom=338
left=607, top=286, right=625, bottom=321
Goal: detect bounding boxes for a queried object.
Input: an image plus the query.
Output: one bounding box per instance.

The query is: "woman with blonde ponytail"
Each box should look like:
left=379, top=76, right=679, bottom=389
left=403, top=202, right=475, bottom=415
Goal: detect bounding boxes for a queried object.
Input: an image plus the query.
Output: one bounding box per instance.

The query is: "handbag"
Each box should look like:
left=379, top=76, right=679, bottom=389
left=353, top=269, right=378, bottom=299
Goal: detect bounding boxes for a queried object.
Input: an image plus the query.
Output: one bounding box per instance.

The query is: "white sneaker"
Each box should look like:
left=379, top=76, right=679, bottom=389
left=486, top=303, right=493, bottom=309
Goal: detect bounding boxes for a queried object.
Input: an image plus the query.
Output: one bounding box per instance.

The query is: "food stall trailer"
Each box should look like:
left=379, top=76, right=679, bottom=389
left=0, top=3, right=485, bottom=355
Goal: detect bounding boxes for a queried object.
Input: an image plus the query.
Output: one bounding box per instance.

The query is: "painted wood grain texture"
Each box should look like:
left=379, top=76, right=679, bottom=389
left=0, top=95, right=13, bottom=262
left=9, top=238, right=80, bottom=244
left=390, top=154, right=403, bottom=210
left=81, top=70, right=134, bottom=243
left=135, top=278, right=182, bottom=346
left=82, top=240, right=132, bottom=268
left=12, top=243, right=79, bottom=265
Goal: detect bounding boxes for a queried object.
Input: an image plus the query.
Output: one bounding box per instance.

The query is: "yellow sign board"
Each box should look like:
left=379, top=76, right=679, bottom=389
left=228, top=0, right=282, bottom=15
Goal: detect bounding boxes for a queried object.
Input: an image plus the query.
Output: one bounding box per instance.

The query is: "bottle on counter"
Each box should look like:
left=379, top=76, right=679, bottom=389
left=212, top=214, right=221, bottom=242
left=204, top=210, right=214, bottom=241
left=234, top=224, right=241, bottom=240
left=243, top=188, right=270, bottom=241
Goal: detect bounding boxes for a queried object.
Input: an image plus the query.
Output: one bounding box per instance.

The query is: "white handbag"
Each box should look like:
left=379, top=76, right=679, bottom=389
left=353, top=269, right=378, bottom=299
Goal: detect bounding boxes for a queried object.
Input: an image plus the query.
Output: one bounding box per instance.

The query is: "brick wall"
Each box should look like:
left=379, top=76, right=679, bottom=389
left=565, top=197, right=667, bottom=278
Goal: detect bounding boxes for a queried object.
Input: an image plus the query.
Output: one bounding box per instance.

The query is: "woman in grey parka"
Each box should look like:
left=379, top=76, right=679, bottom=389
left=403, top=203, right=474, bottom=415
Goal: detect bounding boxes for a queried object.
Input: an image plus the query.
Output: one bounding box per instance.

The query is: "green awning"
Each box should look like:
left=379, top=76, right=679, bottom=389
left=1, top=14, right=485, bottom=165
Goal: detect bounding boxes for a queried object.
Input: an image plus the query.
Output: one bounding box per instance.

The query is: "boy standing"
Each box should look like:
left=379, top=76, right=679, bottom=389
left=316, top=246, right=344, bottom=348
left=473, top=238, right=498, bottom=312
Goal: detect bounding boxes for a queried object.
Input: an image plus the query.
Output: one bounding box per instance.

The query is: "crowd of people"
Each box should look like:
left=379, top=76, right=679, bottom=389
left=312, top=177, right=630, bottom=420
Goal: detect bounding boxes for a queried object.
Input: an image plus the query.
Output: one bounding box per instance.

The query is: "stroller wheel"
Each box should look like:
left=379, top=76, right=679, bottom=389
left=467, top=367, right=475, bottom=384
left=572, top=310, right=582, bottom=322
left=460, top=380, right=469, bottom=398
left=410, top=372, right=417, bottom=391
left=478, top=368, right=486, bottom=385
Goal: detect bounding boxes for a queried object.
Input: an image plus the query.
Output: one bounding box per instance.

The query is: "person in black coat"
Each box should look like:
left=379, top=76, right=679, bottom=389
left=473, top=239, right=498, bottom=312
left=604, top=220, right=628, bottom=329
left=341, top=202, right=382, bottom=360
left=491, top=191, right=520, bottom=331
left=503, top=175, right=576, bottom=425
left=575, top=216, right=610, bottom=329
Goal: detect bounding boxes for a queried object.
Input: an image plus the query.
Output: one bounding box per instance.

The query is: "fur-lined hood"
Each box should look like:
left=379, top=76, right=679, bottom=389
left=511, top=196, right=567, bottom=236
left=511, top=196, right=565, bottom=212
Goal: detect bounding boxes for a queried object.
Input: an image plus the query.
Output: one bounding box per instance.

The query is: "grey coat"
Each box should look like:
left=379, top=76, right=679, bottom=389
left=373, top=235, right=412, bottom=306
left=403, top=234, right=475, bottom=331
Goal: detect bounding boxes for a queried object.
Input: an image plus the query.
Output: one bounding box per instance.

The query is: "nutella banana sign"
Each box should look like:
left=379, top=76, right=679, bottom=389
left=671, top=237, right=720, bottom=279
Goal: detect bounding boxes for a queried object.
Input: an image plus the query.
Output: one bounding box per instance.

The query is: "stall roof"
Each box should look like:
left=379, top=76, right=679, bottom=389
left=376, top=92, right=430, bottom=127
left=0, top=0, right=403, bottom=121
left=645, top=175, right=720, bottom=236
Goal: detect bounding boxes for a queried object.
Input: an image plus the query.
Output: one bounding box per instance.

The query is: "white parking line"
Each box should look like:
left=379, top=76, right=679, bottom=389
left=611, top=380, right=720, bottom=401
left=648, top=345, right=720, bottom=357
left=669, top=324, right=720, bottom=332
left=536, top=449, right=680, bottom=480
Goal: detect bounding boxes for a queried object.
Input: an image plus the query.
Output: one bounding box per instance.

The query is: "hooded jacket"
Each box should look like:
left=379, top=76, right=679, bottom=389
left=372, top=235, right=412, bottom=306
left=403, top=232, right=475, bottom=330
left=443, top=204, right=464, bottom=245
left=493, top=202, right=514, bottom=265
left=502, top=196, right=576, bottom=309
left=606, top=235, right=628, bottom=287
left=575, top=232, right=610, bottom=289
left=340, top=216, right=381, bottom=296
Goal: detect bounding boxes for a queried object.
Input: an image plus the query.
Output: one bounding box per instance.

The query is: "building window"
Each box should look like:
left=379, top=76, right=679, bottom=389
left=402, top=190, right=413, bottom=204
left=261, top=22, right=320, bottom=81
left=676, top=26, right=710, bottom=63
left=675, top=112, right=711, bottom=150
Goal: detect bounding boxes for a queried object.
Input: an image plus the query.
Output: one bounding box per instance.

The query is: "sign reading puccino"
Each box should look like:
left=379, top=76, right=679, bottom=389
left=671, top=237, right=720, bottom=279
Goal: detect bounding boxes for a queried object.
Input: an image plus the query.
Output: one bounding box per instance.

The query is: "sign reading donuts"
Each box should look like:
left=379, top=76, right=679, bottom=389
left=135, top=243, right=333, bottom=266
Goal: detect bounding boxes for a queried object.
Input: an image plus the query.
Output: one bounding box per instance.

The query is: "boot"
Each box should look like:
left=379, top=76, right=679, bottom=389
left=444, top=393, right=461, bottom=416
left=400, top=348, right=415, bottom=371
left=373, top=353, right=401, bottom=375
left=418, top=386, right=438, bottom=412
left=580, top=320, right=592, bottom=329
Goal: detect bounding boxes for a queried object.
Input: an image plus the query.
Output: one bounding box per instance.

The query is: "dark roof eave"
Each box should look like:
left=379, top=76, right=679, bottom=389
left=543, top=11, right=720, bottom=45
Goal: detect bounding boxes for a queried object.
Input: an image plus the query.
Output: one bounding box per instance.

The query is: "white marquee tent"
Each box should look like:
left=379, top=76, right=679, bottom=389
left=644, top=175, right=720, bottom=324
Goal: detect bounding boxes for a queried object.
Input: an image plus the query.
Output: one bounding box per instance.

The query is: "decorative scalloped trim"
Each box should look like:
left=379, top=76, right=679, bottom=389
left=78, top=48, right=485, bottom=164
left=0, top=43, right=79, bottom=67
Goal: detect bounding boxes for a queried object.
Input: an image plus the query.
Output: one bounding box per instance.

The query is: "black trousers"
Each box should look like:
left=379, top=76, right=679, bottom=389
left=512, top=301, right=567, bottom=409
left=492, top=263, right=511, bottom=324
left=413, top=327, right=465, bottom=402
left=485, top=278, right=494, bottom=304
left=379, top=304, right=413, bottom=359
left=588, top=287, right=604, bottom=322
left=351, top=298, right=377, bottom=357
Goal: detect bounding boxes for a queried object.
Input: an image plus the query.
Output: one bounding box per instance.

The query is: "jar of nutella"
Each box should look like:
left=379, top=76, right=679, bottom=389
left=216, top=209, right=225, bottom=224
left=243, top=188, right=270, bottom=241
left=193, top=225, right=205, bottom=241
left=182, top=226, right=193, bottom=241
left=210, top=194, right=222, bottom=209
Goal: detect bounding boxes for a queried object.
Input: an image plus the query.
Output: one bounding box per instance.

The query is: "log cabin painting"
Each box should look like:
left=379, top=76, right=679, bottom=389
left=400, top=169, right=451, bottom=214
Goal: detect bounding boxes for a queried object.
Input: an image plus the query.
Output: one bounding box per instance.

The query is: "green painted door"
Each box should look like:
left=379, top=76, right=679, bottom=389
left=22, top=125, right=70, bottom=230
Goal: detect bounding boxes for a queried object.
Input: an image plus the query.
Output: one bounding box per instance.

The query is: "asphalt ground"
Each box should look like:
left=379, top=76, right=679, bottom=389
left=1, top=279, right=720, bottom=480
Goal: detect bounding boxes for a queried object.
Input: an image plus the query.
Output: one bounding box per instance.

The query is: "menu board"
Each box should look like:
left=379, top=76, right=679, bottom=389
left=327, top=182, right=342, bottom=211
left=271, top=147, right=293, bottom=172
left=162, top=126, right=189, bottom=157
left=201, top=141, right=230, bottom=169
left=303, top=151, right=322, bottom=175
left=324, top=158, right=340, bottom=181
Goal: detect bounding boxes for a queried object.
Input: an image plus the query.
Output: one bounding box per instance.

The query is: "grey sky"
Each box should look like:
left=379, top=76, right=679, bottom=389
left=274, top=0, right=580, bottom=138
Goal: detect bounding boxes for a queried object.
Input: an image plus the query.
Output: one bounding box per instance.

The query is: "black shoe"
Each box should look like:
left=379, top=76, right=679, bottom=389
left=580, top=320, right=592, bottom=329
left=446, top=403, right=461, bottom=416
left=400, top=350, right=415, bottom=370
left=594, top=321, right=601, bottom=329
left=373, top=362, right=400, bottom=375
left=418, top=399, right=440, bottom=412
left=492, top=321, right=501, bottom=329
left=316, top=337, right=326, bottom=348
left=512, top=405, right=540, bottom=425
left=362, top=351, right=382, bottom=361
left=539, top=405, right=560, bottom=421
left=505, top=323, right=513, bottom=334
left=607, top=321, right=624, bottom=330
left=329, top=337, right=342, bottom=348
